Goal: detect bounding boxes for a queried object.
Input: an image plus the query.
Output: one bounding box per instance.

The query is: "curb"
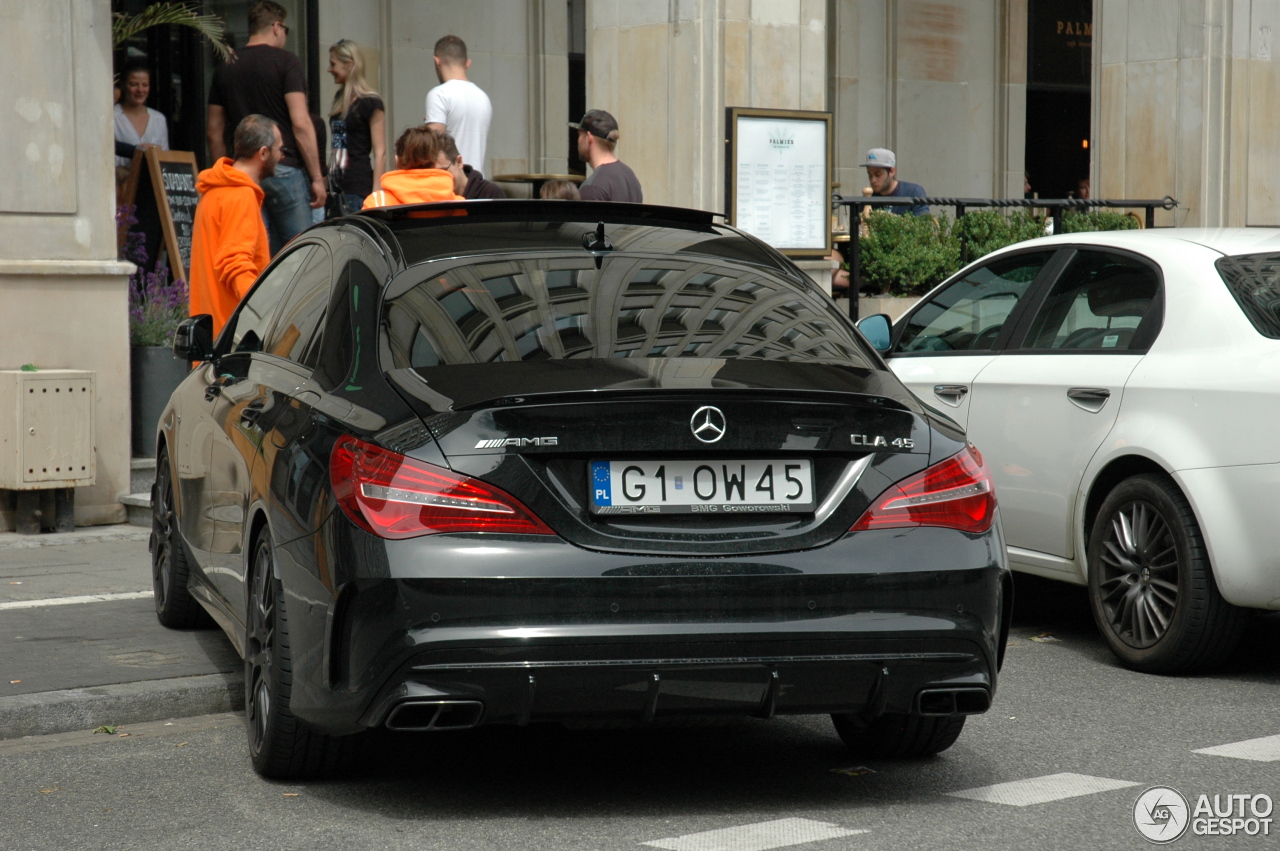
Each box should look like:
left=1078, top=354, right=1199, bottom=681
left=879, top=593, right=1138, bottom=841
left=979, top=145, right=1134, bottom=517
left=0, top=673, right=244, bottom=740
left=0, top=525, right=151, bottom=550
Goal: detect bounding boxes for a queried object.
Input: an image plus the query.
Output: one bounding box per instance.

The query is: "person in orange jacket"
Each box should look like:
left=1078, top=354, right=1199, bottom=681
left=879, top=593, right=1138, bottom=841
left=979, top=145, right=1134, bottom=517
left=189, top=114, right=282, bottom=335
left=362, top=125, right=465, bottom=209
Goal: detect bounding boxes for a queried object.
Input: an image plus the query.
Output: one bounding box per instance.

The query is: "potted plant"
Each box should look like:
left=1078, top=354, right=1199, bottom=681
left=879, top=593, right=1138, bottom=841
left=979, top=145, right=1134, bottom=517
left=121, top=205, right=191, bottom=457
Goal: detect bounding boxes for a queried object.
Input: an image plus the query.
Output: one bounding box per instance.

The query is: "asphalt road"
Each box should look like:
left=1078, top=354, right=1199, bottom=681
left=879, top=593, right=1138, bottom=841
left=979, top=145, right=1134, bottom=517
left=2, top=574, right=1277, bottom=851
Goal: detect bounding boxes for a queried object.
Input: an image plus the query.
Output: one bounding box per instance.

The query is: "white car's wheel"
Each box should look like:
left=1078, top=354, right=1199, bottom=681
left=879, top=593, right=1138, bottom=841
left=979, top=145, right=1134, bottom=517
left=1087, top=474, right=1247, bottom=673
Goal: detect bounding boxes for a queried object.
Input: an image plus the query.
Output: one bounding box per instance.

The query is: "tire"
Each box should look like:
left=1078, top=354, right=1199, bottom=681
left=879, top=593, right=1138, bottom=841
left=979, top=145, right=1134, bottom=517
left=1087, top=474, right=1247, bottom=674
left=245, top=534, right=350, bottom=779
left=831, top=712, right=966, bottom=759
left=151, top=449, right=211, bottom=629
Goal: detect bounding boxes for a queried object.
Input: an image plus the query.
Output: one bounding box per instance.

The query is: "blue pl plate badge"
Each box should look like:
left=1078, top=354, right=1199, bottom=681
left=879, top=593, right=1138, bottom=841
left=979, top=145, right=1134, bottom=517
left=591, top=461, right=612, bottom=506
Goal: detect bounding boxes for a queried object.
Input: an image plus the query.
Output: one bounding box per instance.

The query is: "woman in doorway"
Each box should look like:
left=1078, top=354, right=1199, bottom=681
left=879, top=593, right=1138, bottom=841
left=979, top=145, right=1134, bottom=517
left=327, top=39, right=386, bottom=215
left=113, top=61, right=169, bottom=169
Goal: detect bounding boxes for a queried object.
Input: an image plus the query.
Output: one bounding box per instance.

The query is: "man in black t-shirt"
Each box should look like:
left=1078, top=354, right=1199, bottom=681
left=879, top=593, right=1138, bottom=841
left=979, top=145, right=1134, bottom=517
left=207, top=1, right=325, bottom=254
left=571, top=110, right=642, bottom=203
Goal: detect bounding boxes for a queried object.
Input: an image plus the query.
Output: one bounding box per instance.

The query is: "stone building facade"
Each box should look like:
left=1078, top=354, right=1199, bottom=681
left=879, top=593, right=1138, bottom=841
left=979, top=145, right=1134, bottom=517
left=2, top=0, right=1273, bottom=529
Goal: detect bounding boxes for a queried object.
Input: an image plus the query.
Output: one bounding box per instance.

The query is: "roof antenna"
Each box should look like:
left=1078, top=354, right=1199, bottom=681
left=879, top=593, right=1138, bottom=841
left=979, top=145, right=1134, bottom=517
left=581, top=221, right=613, bottom=252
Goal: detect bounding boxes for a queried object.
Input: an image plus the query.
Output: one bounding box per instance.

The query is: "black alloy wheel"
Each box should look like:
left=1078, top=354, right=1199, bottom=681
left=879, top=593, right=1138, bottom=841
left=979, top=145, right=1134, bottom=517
left=245, top=535, right=348, bottom=779
left=151, top=449, right=209, bottom=628
left=831, top=712, right=966, bottom=759
left=1087, top=474, right=1246, bottom=674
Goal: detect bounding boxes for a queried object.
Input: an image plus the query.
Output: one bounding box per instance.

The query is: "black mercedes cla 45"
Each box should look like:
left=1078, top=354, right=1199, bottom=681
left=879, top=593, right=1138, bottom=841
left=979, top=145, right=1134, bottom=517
left=154, top=200, right=1010, bottom=778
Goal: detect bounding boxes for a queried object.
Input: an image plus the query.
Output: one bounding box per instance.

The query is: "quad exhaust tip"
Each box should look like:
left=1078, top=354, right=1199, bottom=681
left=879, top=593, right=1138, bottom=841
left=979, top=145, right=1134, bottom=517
left=385, top=700, right=484, bottom=731
left=916, top=687, right=991, bottom=716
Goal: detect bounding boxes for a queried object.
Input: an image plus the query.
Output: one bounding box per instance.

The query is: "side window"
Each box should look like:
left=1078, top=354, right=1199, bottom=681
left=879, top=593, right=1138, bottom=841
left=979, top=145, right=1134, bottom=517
left=226, top=245, right=315, bottom=355
left=896, top=252, right=1052, bottom=353
left=1023, top=251, right=1159, bottom=351
left=263, top=245, right=332, bottom=366
left=314, top=260, right=378, bottom=391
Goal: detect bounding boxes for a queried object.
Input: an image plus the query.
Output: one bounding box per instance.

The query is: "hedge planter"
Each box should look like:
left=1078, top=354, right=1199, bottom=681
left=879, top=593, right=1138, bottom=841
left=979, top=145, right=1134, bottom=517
left=130, top=346, right=189, bottom=457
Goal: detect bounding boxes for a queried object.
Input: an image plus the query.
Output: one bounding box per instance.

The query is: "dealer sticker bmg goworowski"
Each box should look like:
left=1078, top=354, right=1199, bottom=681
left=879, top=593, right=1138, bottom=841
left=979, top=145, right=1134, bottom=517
left=1134, top=786, right=1273, bottom=843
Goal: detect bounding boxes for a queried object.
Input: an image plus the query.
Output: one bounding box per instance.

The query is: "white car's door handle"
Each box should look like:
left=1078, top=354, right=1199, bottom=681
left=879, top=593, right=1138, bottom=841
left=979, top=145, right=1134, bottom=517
left=1067, top=387, right=1111, bottom=412
left=933, top=384, right=969, bottom=407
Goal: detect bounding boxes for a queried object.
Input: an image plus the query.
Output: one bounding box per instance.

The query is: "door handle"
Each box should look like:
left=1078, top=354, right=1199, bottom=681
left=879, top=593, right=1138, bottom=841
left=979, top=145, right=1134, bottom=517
left=1067, top=387, right=1111, bottom=413
left=239, top=398, right=266, bottom=428
left=932, top=384, right=969, bottom=407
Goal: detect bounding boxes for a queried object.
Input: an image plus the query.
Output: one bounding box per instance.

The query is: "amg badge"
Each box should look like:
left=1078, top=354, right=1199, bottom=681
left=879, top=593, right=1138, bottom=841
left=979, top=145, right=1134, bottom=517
left=475, top=437, right=559, bottom=449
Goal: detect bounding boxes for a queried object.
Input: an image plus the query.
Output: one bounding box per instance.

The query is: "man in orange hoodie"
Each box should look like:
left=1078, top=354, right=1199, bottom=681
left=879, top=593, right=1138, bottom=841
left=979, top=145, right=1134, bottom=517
left=189, top=114, right=281, bottom=334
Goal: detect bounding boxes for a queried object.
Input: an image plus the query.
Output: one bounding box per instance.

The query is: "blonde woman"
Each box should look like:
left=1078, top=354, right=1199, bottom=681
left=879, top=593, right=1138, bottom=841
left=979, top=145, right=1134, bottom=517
left=327, top=39, right=386, bottom=213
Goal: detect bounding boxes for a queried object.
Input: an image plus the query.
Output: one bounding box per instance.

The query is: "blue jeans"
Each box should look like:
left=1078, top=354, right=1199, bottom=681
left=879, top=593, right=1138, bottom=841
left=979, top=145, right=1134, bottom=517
left=260, top=164, right=314, bottom=254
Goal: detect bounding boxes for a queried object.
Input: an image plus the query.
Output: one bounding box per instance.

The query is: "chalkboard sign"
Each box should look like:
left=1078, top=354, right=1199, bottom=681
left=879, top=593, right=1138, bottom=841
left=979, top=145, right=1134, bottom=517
left=121, top=148, right=200, bottom=284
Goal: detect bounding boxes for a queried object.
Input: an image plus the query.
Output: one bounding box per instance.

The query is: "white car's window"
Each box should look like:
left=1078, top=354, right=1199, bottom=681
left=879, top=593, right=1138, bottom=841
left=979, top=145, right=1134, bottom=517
left=1215, top=253, right=1280, bottom=338
left=897, top=252, right=1052, bottom=353
left=1023, top=250, right=1158, bottom=351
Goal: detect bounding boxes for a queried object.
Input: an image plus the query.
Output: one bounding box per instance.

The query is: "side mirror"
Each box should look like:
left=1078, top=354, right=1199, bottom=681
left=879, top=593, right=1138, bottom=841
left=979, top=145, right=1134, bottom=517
left=856, top=313, right=892, bottom=353
left=174, top=315, right=214, bottom=362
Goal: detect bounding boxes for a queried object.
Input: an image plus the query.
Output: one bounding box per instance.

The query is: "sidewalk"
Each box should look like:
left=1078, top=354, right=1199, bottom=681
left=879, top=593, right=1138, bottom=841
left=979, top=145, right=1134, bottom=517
left=0, top=525, right=242, bottom=740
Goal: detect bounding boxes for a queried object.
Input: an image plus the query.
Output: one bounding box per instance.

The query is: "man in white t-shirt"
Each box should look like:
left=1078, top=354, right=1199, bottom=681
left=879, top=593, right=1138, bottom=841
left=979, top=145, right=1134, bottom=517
left=424, top=35, right=492, bottom=175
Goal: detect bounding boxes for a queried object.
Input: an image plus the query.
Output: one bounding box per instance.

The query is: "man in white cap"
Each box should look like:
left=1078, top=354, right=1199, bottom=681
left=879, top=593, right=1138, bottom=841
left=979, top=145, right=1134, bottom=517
left=862, top=147, right=927, bottom=215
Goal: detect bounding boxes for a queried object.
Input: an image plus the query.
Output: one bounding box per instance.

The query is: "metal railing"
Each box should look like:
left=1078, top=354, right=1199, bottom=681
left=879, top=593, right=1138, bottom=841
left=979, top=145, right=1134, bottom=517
left=830, top=194, right=1179, bottom=320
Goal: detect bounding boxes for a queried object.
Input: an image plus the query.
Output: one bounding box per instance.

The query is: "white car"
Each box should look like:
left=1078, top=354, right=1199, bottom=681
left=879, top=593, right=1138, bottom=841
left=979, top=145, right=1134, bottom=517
left=857, top=228, right=1280, bottom=673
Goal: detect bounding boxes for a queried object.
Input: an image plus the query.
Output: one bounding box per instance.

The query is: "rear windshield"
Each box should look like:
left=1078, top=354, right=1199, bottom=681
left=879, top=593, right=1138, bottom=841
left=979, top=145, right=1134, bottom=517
left=1215, top=253, right=1280, bottom=338
left=381, top=253, right=873, bottom=369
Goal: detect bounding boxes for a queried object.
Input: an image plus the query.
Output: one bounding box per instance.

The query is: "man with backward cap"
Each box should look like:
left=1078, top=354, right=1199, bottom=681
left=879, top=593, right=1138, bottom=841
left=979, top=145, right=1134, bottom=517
left=571, top=109, right=643, bottom=202
left=861, top=147, right=927, bottom=216
left=833, top=147, right=929, bottom=292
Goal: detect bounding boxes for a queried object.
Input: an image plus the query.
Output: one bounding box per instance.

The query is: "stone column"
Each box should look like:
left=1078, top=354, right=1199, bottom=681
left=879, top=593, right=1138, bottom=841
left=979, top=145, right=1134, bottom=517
left=380, top=0, right=568, bottom=186
left=1094, top=0, right=1280, bottom=227
left=829, top=0, right=1026, bottom=201
left=0, top=0, right=133, bottom=529
left=586, top=0, right=828, bottom=212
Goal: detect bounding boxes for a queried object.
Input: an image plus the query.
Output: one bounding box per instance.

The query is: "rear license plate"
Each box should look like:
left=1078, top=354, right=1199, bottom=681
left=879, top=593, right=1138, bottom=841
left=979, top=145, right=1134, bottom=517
left=589, top=459, right=814, bottom=515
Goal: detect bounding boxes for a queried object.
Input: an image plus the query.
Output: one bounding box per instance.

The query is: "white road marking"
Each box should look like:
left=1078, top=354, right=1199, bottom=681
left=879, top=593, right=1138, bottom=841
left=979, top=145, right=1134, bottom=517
left=945, top=772, right=1140, bottom=807
left=0, top=591, right=153, bottom=610
left=1193, top=734, right=1280, bottom=762
left=642, top=818, right=867, bottom=851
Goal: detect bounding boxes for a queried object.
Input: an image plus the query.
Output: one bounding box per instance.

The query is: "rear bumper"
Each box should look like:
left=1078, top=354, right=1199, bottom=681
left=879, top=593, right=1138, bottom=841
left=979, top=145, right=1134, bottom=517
left=276, top=521, right=1009, bottom=735
left=360, top=635, right=994, bottom=732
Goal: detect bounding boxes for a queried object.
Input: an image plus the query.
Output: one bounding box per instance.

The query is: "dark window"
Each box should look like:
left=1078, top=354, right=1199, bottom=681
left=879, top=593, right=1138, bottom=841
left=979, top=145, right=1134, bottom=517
left=1023, top=251, right=1158, bottom=351
left=898, top=252, right=1052, bottom=353
left=383, top=253, right=872, bottom=369
left=313, top=260, right=377, bottom=392
left=226, top=245, right=315, bottom=355
left=264, top=245, right=332, bottom=366
left=546, top=269, right=578, bottom=290
left=1215, top=253, right=1280, bottom=338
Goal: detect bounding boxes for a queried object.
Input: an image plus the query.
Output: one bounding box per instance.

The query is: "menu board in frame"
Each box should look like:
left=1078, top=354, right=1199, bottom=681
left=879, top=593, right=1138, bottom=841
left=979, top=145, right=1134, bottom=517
left=725, top=107, right=832, bottom=258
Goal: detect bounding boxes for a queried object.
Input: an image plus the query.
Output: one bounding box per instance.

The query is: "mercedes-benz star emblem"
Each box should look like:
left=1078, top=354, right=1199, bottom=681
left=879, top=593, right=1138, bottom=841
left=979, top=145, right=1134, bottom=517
left=690, top=406, right=726, bottom=444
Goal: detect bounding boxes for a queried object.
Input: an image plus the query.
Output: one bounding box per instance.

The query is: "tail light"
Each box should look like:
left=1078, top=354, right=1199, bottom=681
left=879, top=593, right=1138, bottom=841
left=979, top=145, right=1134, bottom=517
left=330, top=436, right=554, bottom=539
left=851, top=444, right=996, bottom=534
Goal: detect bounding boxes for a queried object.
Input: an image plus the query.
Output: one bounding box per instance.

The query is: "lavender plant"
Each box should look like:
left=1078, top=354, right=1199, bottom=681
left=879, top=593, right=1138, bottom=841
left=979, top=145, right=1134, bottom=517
left=119, top=204, right=189, bottom=347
